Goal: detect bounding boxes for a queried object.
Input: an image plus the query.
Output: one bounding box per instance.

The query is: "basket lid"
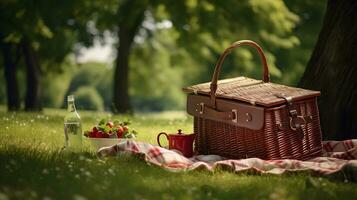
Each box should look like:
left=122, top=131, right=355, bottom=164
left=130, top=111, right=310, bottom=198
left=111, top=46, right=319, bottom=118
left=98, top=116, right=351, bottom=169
left=183, top=76, right=320, bottom=107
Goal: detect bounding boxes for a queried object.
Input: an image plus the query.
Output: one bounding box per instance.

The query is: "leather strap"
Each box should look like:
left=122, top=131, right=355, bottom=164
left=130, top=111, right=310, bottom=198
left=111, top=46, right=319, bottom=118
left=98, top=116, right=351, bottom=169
left=187, top=94, right=265, bottom=130
left=197, top=103, right=236, bottom=121
left=210, top=40, right=270, bottom=108
left=274, top=94, right=312, bottom=140
left=279, top=115, right=312, bottom=130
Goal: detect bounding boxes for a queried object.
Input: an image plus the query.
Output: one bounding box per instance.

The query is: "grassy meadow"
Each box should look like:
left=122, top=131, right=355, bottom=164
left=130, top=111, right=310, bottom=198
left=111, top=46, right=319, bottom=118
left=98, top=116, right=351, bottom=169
left=0, top=107, right=356, bottom=200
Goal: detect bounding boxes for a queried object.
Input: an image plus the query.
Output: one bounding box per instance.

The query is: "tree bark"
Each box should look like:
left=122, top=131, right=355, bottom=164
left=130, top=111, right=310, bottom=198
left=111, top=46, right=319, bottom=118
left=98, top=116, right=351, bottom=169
left=1, top=43, right=21, bottom=111
left=112, top=1, right=146, bottom=113
left=299, top=0, right=357, bottom=140
left=22, top=38, right=42, bottom=112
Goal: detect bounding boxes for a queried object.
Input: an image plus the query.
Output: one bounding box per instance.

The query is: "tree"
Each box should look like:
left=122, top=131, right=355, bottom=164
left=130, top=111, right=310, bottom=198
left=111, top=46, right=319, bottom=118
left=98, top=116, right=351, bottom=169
left=0, top=0, right=50, bottom=111
left=279, top=0, right=326, bottom=85
left=0, top=41, right=21, bottom=111
left=0, top=2, right=23, bottom=111
left=299, top=0, right=357, bottom=140
left=113, top=0, right=147, bottom=113
left=0, top=0, right=95, bottom=111
left=99, top=0, right=300, bottom=113
left=21, top=37, right=42, bottom=111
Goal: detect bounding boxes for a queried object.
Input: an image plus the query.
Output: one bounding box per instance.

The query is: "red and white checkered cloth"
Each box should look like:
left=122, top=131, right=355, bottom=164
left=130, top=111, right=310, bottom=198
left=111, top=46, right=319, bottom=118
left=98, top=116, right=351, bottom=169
left=98, top=140, right=357, bottom=175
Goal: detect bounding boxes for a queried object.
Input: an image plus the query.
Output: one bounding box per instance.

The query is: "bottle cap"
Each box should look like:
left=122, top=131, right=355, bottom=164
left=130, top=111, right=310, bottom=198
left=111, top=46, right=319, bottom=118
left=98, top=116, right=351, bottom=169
left=67, top=95, right=74, bottom=101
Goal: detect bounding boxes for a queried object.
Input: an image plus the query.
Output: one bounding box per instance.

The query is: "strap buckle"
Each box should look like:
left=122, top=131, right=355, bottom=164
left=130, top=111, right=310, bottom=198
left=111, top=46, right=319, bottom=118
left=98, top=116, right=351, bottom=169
left=289, top=115, right=306, bottom=131
left=232, top=109, right=238, bottom=123
left=199, top=103, right=204, bottom=114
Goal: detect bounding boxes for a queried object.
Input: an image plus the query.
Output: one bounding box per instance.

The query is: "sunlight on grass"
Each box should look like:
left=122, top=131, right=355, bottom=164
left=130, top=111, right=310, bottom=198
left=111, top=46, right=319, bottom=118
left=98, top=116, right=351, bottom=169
left=0, top=108, right=356, bottom=199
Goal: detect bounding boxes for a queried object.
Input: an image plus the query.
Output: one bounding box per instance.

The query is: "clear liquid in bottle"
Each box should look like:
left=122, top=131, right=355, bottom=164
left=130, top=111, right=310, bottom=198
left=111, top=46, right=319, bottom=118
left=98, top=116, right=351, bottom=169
left=64, top=95, right=82, bottom=151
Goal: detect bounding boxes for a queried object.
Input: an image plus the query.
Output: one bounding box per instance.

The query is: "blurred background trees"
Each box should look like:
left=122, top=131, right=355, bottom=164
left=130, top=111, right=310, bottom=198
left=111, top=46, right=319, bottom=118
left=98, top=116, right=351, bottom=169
left=0, top=0, right=327, bottom=113
left=0, top=0, right=96, bottom=111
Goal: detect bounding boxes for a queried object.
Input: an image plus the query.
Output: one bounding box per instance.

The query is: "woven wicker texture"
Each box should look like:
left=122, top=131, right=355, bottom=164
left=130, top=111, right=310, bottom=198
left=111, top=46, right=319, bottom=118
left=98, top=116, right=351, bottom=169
left=183, top=76, right=320, bottom=107
left=187, top=40, right=322, bottom=160
left=194, top=98, right=322, bottom=160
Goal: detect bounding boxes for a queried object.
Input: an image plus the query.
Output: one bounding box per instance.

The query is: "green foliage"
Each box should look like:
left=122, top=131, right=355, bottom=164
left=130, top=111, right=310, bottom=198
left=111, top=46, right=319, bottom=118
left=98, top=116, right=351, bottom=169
left=123, top=0, right=309, bottom=110
left=73, top=86, right=104, bottom=111
left=42, top=61, right=75, bottom=108
left=94, top=68, right=113, bottom=110
left=130, top=28, right=187, bottom=111
left=0, top=0, right=94, bottom=67
left=0, top=0, right=327, bottom=111
left=278, top=0, right=327, bottom=85
left=63, top=62, right=111, bottom=110
left=148, top=0, right=298, bottom=82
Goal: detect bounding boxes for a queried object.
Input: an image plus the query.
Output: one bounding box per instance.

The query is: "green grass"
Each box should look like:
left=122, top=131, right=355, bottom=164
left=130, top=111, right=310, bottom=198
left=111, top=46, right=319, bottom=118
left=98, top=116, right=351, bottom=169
left=0, top=108, right=356, bottom=200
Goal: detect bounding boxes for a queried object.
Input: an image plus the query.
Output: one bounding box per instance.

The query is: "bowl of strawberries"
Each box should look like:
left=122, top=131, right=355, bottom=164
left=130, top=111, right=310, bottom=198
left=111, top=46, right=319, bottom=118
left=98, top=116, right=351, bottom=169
left=84, top=119, right=138, bottom=150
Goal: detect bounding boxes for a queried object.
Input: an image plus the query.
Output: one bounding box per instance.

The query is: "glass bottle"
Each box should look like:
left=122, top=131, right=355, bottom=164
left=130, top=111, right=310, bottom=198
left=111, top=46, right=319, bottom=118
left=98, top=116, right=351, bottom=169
left=64, top=95, right=82, bottom=151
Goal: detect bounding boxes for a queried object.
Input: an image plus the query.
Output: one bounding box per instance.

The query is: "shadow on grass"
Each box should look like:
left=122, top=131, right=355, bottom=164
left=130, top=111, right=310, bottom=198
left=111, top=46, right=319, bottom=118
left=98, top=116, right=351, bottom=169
left=1, top=146, right=357, bottom=200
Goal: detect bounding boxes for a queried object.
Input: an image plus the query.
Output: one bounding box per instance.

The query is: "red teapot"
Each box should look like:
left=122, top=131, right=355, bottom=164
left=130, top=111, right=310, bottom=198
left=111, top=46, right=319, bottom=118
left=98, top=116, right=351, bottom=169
left=157, top=129, right=196, bottom=157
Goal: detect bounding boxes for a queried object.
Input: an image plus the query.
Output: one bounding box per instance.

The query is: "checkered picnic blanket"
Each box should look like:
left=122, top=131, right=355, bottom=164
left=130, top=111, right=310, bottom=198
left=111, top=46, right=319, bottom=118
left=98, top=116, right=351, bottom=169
left=97, top=140, right=357, bottom=175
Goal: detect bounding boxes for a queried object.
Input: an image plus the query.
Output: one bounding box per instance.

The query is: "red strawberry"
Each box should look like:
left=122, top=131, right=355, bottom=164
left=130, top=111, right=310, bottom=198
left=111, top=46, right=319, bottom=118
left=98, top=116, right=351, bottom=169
left=116, top=126, right=124, bottom=138
left=95, top=131, right=104, bottom=138
left=117, top=126, right=124, bottom=132
left=102, top=133, right=109, bottom=138
left=116, top=131, right=123, bottom=138
left=123, top=126, right=128, bottom=133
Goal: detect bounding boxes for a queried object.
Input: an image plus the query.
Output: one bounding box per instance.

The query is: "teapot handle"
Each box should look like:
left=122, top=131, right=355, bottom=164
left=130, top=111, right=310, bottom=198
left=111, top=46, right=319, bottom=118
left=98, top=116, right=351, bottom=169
left=157, top=132, right=169, bottom=147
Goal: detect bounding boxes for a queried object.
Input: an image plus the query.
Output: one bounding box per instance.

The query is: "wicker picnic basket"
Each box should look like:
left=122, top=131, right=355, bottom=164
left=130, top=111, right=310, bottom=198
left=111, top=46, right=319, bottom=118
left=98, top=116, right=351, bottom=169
left=183, top=40, right=323, bottom=160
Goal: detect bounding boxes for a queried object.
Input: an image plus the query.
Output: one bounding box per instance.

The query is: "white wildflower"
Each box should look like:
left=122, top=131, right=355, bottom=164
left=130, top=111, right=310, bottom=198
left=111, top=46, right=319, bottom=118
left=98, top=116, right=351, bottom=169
left=42, top=196, right=52, bottom=200
left=30, top=191, right=38, bottom=198
left=42, top=169, right=49, bottom=174
left=0, top=191, right=9, bottom=200
left=84, top=171, right=92, bottom=177
left=9, top=159, right=16, bottom=165
left=73, top=194, right=87, bottom=200
left=108, top=168, right=115, bottom=175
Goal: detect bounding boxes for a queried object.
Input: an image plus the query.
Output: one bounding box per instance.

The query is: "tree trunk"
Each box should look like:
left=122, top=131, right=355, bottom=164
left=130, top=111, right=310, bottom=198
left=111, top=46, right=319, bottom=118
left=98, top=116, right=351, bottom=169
left=299, top=0, right=357, bottom=140
left=113, top=25, right=132, bottom=113
left=22, top=38, right=42, bottom=112
left=112, top=1, right=146, bottom=113
left=1, top=43, right=21, bottom=111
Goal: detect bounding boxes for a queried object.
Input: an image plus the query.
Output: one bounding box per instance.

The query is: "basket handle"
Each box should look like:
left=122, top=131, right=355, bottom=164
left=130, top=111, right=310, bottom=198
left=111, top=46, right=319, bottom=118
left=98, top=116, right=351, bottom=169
left=210, top=40, right=270, bottom=107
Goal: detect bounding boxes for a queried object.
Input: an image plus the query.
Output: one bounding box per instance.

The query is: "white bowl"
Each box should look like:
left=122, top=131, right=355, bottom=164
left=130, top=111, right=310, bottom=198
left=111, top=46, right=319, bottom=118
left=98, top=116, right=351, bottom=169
left=85, top=137, right=130, bottom=151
